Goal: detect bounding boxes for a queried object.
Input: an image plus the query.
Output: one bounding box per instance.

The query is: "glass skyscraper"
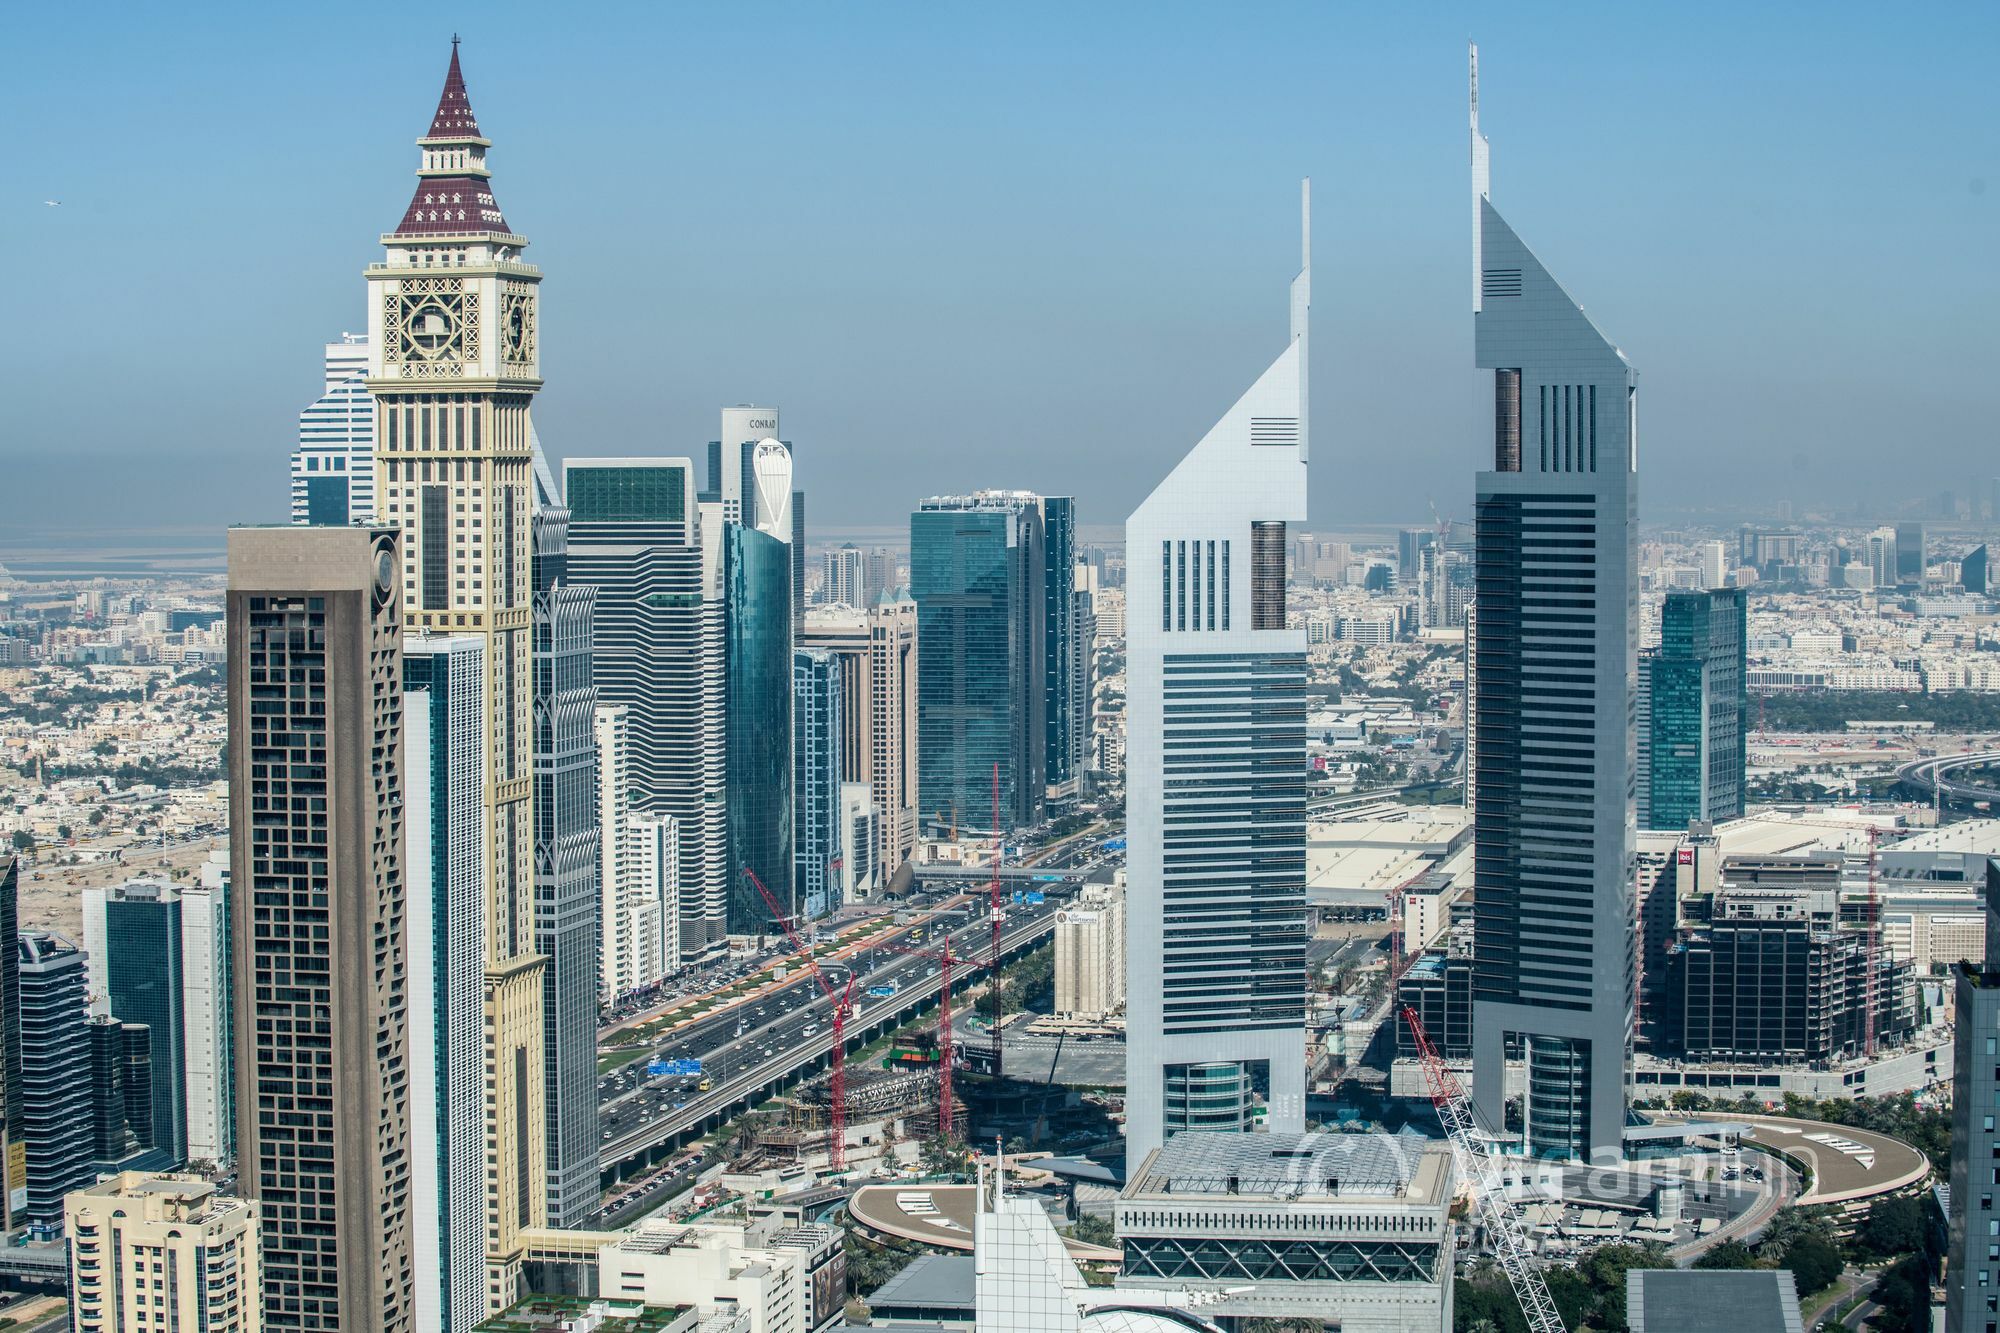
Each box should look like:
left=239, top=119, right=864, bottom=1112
left=911, top=493, right=1047, bottom=835
left=726, top=523, right=795, bottom=931
left=16, top=932, right=92, bottom=1232
left=1040, top=496, right=1082, bottom=797
left=289, top=334, right=374, bottom=527
left=1467, top=46, right=1638, bottom=1164
left=81, top=880, right=186, bottom=1168
left=1642, top=588, right=1747, bottom=832
left=794, top=649, right=844, bottom=921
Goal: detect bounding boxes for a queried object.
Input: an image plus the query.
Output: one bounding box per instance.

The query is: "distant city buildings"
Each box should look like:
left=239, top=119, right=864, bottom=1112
left=289, top=333, right=374, bottom=526
left=1124, top=185, right=1311, bottom=1162
left=227, top=524, right=414, bottom=1331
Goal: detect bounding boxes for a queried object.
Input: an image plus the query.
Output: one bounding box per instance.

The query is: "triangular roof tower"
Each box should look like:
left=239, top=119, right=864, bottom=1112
left=389, top=40, right=517, bottom=242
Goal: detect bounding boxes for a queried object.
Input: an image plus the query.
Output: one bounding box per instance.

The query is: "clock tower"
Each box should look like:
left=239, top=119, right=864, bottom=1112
left=366, top=41, right=546, bottom=1315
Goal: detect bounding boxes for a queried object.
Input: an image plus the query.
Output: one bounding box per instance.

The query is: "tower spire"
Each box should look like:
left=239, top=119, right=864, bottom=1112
left=1470, top=42, right=1491, bottom=311
left=1292, top=178, right=1310, bottom=463
left=389, top=42, right=515, bottom=242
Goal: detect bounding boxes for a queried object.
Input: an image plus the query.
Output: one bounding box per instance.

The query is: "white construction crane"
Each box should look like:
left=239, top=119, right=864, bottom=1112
left=1402, top=1004, right=1567, bottom=1333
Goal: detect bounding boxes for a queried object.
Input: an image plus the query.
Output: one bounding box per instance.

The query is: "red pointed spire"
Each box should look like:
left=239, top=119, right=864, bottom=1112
left=390, top=41, right=515, bottom=241
left=427, top=39, right=482, bottom=139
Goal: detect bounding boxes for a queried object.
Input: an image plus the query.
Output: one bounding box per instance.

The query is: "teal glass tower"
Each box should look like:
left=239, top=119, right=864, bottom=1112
left=84, top=882, right=186, bottom=1168
left=726, top=523, right=796, bottom=931
left=1642, top=588, right=1747, bottom=832
left=911, top=493, right=1047, bottom=836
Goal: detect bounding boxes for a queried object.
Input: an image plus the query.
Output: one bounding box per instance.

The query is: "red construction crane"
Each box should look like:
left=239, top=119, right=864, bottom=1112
left=880, top=936, right=972, bottom=1140
left=743, top=867, right=856, bottom=1173
left=989, top=763, right=1005, bottom=1084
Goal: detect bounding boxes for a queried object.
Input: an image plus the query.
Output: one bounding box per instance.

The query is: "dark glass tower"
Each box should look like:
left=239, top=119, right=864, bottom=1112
left=16, top=932, right=92, bottom=1232
left=1642, top=588, right=1747, bottom=832
left=793, top=649, right=843, bottom=920
left=726, top=523, right=796, bottom=931
left=87, top=881, right=187, bottom=1167
left=911, top=493, right=1047, bottom=835
left=531, top=450, right=602, bottom=1229
left=1041, top=496, right=1081, bottom=796
left=0, top=857, right=20, bottom=1232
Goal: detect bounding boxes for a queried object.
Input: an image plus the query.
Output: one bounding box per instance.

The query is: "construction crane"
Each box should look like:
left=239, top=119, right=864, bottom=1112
left=743, top=867, right=857, bottom=1173
left=1402, top=1005, right=1566, bottom=1333
left=881, top=936, right=971, bottom=1140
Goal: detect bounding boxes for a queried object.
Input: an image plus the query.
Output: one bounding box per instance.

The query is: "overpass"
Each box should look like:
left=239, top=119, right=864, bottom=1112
left=1896, top=750, right=2000, bottom=807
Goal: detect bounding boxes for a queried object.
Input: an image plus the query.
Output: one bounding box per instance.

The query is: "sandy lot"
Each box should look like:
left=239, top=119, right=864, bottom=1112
left=13, top=835, right=225, bottom=942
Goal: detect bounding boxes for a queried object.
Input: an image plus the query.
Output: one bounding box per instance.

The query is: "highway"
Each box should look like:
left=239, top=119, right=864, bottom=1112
left=1895, top=750, right=2000, bottom=806
left=595, top=833, right=1121, bottom=1185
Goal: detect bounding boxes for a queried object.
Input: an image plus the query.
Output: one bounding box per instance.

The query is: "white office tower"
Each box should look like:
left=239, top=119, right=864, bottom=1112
left=838, top=782, right=880, bottom=902
left=1467, top=46, right=1639, bottom=1165
left=594, top=704, right=678, bottom=1000
left=973, top=1157, right=1225, bottom=1332
left=182, top=853, right=233, bottom=1167
left=825, top=544, right=866, bottom=607
left=1700, top=540, right=1727, bottom=590
left=717, top=406, right=781, bottom=525
left=1123, top=183, right=1312, bottom=1164
left=289, top=333, right=375, bottom=526
left=404, top=634, right=488, bottom=1333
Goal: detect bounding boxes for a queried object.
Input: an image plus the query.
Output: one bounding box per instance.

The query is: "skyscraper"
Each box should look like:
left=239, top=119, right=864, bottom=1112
left=16, top=932, right=93, bottom=1231
left=714, top=405, right=783, bottom=526
left=911, top=492, right=1047, bottom=835
left=1948, top=860, right=2000, bottom=1332
left=862, top=547, right=899, bottom=607
left=1641, top=588, right=1747, bottom=832
left=227, top=524, right=414, bottom=1331
left=1963, top=542, right=1988, bottom=595
left=825, top=544, right=865, bottom=607
left=181, top=853, right=233, bottom=1168
left=567, top=457, right=728, bottom=966
left=291, top=333, right=376, bottom=526
left=1041, top=496, right=1082, bottom=799
left=403, top=634, right=488, bottom=1333
left=1895, top=521, right=1927, bottom=586
left=1467, top=47, right=1638, bottom=1164
left=725, top=470, right=796, bottom=931
left=81, top=879, right=187, bottom=1167
left=1123, top=183, right=1311, bottom=1164
left=794, top=649, right=844, bottom=920
left=593, top=704, right=674, bottom=999
left=529, top=447, right=601, bottom=1229
left=0, top=856, right=23, bottom=1232
left=800, top=600, right=921, bottom=878
left=364, top=48, right=548, bottom=1295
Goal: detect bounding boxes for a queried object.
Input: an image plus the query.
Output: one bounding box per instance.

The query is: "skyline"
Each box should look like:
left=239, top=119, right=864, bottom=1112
left=2, top=4, right=1993, bottom=539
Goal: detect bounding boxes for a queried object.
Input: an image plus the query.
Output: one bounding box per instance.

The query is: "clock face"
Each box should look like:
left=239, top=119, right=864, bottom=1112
left=408, top=302, right=458, bottom=356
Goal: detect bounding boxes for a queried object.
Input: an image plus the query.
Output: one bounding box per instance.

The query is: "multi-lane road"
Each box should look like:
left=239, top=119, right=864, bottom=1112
left=594, top=833, right=1121, bottom=1186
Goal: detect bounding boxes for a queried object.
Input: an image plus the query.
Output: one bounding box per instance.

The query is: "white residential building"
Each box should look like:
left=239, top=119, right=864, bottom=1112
left=596, top=1221, right=806, bottom=1333
left=67, top=1174, right=262, bottom=1333
left=1054, top=882, right=1126, bottom=1022
left=183, top=851, right=233, bottom=1167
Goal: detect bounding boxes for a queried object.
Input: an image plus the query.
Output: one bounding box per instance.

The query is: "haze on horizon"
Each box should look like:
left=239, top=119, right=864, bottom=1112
left=1, top=2, right=1992, bottom=539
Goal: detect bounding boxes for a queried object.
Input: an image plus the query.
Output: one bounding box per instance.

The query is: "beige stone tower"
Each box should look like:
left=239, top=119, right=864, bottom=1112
left=364, top=42, right=547, bottom=1313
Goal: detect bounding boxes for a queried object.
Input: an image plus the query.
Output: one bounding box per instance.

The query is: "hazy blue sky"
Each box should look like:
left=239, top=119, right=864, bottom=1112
left=2, top=2, right=1992, bottom=540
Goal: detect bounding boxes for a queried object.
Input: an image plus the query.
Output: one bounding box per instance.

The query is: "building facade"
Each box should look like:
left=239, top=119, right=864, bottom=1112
left=183, top=853, right=234, bottom=1168
left=800, top=599, right=920, bottom=881
left=1642, top=588, right=1746, bottom=832
left=530, top=449, right=602, bottom=1229
left=1467, top=49, right=1639, bottom=1164
left=725, top=508, right=797, bottom=932
left=1053, top=882, right=1125, bottom=1022
left=794, top=649, right=844, bottom=920
left=0, top=857, right=19, bottom=1232
left=291, top=333, right=375, bottom=526
left=403, top=634, right=489, bottom=1333
left=82, top=880, right=186, bottom=1168
left=227, top=524, right=415, bottom=1331
left=1041, top=496, right=1082, bottom=798
left=1950, top=861, right=2000, bottom=1333
left=912, top=493, right=1047, bottom=836
left=567, top=458, right=727, bottom=966
left=362, top=48, right=547, bottom=1301
left=67, top=1174, right=262, bottom=1333
left=1123, top=184, right=1312, bottom=1163
left=16, top=932, right=93, bottom=1230
left=825, top=544, right=865, bottom=607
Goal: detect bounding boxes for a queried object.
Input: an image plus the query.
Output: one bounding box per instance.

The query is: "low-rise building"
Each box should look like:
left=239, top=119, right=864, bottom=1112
left=597, top=1221, right=808, bottom=1333
left=66, top=1173, right=260, bottom=1333
left=1115, top=1131, right=1456, bottom=1332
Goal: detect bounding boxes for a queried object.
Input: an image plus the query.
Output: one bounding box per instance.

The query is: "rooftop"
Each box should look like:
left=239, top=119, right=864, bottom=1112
left=867, top=1252, right=975, bottom=1315
left=1626, top=1269, right=1802, bottom=1333
left=1127, top=1130, right=1448, bottom=1203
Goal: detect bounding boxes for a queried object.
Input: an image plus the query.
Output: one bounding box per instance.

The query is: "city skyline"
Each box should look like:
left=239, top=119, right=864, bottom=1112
left=5, top=5, right=1995, bottom=542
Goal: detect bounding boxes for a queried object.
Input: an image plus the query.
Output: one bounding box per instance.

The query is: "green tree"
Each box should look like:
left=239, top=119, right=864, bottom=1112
left=1065, top=1214, right=1115, bottom=1247
left=8, top=831, right=30, bottom=852
left=55, top=824, right=72, bottom=841
left=1693, top=1238, right=1759, bottom=1270
left=1857, top=1194, right=1926, bottom=1259
left=1776, top=1232, right=1843, bottom=1296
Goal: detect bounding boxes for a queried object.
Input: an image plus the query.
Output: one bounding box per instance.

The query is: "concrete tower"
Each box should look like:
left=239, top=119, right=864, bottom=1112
left=1123, top=184, right=1311, bottom=1164
left=364, top=44, right=547, bottom=1307
left=1467, top=45, right=1639, bottom=1165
